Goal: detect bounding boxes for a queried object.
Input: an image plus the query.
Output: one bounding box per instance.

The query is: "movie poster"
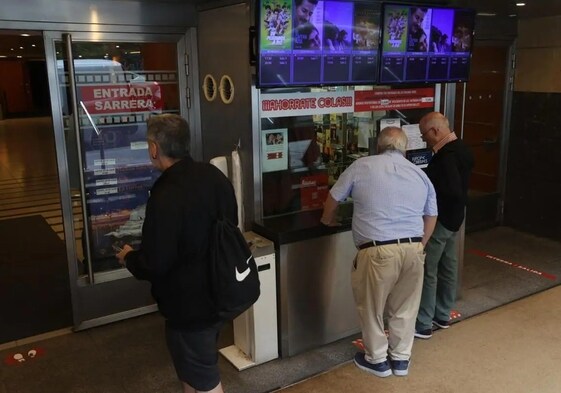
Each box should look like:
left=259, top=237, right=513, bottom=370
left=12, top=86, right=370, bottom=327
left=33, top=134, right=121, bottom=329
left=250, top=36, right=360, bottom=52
left=406, top=7, right=432, bottom=52
left=260, top=0, right=292, bottom=50
left=452, top=10, right=475, bottom=52
left=428, top=8, right=454, bottom=53
left=382, top=6, right=408, bottom=52
left=323, top=1, right=353, bottom=51
left=352, top=3, right=380, bottom=51
left=293, top=0, right=324, bottom=50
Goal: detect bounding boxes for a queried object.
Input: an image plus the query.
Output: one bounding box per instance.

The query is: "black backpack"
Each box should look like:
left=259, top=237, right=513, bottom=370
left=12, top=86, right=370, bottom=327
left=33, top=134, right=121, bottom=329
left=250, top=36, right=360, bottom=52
left=208, top=217, right=261, bottom=321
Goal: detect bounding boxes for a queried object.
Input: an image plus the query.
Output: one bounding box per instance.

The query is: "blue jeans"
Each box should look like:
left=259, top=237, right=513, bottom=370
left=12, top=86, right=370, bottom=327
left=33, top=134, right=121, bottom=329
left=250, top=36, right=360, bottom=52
left=416, top=221, right=458, bottom=331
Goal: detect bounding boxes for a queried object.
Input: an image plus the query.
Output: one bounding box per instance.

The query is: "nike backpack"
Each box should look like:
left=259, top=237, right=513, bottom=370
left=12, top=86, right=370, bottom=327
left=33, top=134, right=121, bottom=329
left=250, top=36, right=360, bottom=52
left=208, top=217, right=261, bottom=321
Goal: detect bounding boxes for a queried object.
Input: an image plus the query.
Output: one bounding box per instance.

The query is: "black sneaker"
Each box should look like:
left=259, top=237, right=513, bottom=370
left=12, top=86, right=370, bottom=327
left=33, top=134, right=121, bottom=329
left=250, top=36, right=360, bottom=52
left=353, top=352, right=392, bottom=378
left=414, top=328, right=433, bottom=339
left=433, top=319, right=450, bottom=329
left=390, top=359, right=410, bottom=376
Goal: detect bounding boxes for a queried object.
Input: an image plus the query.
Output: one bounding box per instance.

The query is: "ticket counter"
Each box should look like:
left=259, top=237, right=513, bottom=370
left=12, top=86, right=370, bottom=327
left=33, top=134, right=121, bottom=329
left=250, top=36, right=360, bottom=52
left=252, top=86, right=438, bottom=357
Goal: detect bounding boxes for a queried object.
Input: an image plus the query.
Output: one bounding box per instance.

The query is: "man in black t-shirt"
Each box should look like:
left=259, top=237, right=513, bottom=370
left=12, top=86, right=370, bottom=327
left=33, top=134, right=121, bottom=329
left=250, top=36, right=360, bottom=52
left=415, top=112, right=474, bottom=340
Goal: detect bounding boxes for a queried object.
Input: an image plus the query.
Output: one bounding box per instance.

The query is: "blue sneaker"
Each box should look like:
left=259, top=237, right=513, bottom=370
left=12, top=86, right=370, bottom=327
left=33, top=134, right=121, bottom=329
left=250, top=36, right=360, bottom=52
left=414, top=328, right=433, bottom=339
left=433, top=319, right=450, bottom=329
left=391, top=359, right=410, bottom=376
left=353, top=352, right=392, bottom=378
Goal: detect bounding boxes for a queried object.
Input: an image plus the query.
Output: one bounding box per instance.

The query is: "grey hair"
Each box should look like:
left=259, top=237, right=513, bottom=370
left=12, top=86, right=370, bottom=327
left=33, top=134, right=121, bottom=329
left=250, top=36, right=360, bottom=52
left=147, top=114, right=190, bottom=159
left=377, top=126, right=408, bottom=155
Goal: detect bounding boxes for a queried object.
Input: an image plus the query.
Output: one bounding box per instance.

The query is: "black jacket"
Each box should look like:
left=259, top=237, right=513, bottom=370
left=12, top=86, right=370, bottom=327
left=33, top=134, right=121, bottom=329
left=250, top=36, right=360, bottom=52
left=425, top=139, right=474, bottom=232
left=125, top=156, right=238, bottom=328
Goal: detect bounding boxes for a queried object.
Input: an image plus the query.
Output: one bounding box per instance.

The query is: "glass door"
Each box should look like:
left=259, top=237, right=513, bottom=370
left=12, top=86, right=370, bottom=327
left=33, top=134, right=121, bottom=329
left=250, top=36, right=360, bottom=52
left=44, top=31, right=188, bottom=329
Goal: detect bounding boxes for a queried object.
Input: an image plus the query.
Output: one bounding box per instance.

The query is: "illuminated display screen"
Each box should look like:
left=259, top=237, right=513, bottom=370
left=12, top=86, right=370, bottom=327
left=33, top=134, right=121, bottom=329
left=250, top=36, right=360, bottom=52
left=257, top=0, right=380, bottom=87
left=379, top=3, right=475, bottom=84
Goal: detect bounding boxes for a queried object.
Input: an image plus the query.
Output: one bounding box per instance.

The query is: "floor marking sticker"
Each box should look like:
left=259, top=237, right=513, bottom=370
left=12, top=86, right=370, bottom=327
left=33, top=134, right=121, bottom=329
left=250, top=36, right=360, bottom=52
left=3, top=347, right=45, bottom=366
left=467, top=249, right=557, bottom=281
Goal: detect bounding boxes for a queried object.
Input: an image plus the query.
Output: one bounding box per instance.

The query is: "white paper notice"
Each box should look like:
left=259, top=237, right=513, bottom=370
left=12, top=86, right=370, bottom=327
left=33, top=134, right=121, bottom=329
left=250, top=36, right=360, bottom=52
left=403, top=124, right=426, bottom=150
left=380, top=118, right=401, bottom=130
left=357, top=119, right=373, bottom=149
left=261, top=128, right=288, bottom=173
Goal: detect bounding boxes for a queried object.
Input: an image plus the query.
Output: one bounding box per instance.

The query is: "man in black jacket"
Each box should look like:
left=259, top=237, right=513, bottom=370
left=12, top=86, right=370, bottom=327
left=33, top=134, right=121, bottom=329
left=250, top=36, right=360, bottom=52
left=116, top=114, right=237, bottom=393
left=415, top=112, right=474, bottom=339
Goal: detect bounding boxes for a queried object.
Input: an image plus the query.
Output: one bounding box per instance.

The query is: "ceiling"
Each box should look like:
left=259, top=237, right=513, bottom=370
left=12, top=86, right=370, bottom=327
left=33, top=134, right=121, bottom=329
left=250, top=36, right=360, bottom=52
left=450, top=0, right=561, bottom=18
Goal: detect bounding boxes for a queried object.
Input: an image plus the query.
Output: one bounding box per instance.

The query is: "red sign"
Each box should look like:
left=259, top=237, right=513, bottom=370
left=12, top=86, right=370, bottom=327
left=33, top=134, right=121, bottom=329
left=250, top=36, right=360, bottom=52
left=267, top=152, right=283, bottom=160
left=300, top=173, right=329, bottom=211
left=354, top=88, right=435, bottom=112
left=80, top=83, right=162, bottom=115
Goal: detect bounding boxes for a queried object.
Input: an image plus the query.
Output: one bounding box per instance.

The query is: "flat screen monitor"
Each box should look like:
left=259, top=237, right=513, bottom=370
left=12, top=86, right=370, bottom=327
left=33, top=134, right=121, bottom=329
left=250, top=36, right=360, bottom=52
left=257, top=0, right=380, bottom=88
left=378, top=3, right=475, bottom=84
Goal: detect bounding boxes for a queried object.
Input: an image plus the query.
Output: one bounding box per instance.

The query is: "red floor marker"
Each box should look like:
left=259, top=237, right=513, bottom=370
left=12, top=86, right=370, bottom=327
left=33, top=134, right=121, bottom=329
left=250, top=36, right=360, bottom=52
left=3, top=347, right=45, bottom=366
left=467, top=249, right=557, bottom=281
left=450, top=310, right=462, bottom=320
left=352, top=339, right=364, bottom=351
left=352, top=330, right=390, bottom=350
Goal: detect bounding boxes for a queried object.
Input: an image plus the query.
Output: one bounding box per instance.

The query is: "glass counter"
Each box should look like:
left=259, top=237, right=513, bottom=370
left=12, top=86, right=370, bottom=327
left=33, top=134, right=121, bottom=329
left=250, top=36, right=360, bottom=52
left=256, top=85, right=437, bottom=237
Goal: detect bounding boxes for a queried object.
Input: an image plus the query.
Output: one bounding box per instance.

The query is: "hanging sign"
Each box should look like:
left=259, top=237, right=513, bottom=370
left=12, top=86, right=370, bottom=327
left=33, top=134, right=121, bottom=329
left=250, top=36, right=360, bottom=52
left=354, top=88, right=435, bottom=112
left=260, top=91, right=354, bottom=118
left=260, top=87, right=435, bottom=118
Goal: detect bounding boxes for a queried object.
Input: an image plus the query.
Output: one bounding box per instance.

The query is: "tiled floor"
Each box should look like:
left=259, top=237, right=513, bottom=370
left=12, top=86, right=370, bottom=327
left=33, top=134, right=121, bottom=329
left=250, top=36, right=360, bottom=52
left=277, top=285, right=561, bottom=393
left=2, top=285, right=561, bottom=393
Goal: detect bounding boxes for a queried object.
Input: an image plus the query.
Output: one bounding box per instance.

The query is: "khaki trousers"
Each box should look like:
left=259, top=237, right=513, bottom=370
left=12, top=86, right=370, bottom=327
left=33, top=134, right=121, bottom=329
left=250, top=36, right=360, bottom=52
left=351, top=242, right=425, bottom=363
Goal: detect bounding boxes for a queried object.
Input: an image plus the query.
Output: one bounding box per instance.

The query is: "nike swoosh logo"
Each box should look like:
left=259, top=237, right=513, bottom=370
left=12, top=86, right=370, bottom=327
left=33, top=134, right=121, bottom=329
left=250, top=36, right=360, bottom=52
left=236, top=266, right=250, bottom=282
left=235, top=255, right=253, bottom=282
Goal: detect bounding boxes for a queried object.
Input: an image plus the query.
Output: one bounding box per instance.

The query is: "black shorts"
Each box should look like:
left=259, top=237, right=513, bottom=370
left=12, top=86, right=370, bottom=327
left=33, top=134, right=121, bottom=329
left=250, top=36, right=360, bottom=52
left=165, top=321, right=222, bottom=391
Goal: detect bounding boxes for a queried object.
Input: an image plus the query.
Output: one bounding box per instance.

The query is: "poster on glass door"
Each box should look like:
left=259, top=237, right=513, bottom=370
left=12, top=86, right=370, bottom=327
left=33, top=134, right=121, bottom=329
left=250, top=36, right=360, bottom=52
left=261, top=128, right=288, bottom=173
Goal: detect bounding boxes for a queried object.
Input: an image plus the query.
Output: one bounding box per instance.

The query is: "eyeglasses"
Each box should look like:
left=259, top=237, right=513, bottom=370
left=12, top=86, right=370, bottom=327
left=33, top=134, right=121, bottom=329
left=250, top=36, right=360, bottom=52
left=420, top=127, right=434, bottom=136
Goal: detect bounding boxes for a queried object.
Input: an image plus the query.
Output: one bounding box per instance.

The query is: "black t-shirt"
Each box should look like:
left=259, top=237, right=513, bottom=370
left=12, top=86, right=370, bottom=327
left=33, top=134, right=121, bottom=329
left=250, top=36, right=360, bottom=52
left=425, top=139, right=474, bottom=232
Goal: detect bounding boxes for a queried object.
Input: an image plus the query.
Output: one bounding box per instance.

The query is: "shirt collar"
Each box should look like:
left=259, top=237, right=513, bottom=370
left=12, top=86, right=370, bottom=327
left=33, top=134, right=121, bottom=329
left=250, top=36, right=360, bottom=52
left=432, top=132, right=457, bottom=153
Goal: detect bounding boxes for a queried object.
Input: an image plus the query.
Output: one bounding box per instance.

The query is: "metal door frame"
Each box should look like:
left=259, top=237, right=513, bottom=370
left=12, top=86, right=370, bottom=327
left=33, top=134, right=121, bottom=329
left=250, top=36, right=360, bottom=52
left=43, top=30, right=198, bottom=330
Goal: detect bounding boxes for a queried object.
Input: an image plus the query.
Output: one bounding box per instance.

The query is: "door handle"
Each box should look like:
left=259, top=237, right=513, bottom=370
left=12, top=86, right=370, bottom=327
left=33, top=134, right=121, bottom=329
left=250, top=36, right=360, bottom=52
left=64, top=33, right=94, bottom=285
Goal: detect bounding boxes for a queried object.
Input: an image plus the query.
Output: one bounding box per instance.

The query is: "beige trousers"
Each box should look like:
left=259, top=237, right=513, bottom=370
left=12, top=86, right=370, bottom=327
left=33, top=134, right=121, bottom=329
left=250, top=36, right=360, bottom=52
left=351, top=242, right=425, bottom=363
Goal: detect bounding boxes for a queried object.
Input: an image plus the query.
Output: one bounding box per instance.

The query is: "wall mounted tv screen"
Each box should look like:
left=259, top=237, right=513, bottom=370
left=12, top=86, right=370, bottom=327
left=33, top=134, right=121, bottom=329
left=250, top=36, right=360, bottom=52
left=257, top=0, right=380, bottom=88
left=379, top=3, right=475, bottom=84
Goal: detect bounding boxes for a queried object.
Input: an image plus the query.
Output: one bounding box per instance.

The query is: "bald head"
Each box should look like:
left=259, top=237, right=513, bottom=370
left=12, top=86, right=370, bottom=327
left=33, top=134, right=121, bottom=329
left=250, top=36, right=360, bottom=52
left=419, top=112, right=452, bottom=148
left=378, top=126, right=408, bottom=155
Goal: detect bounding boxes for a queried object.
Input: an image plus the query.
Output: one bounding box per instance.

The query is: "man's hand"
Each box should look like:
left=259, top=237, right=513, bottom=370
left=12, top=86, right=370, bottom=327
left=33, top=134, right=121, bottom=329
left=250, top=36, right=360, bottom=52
left=320, top=218, right=341, bottom=227
left=116, top=244, right=134, bottom=266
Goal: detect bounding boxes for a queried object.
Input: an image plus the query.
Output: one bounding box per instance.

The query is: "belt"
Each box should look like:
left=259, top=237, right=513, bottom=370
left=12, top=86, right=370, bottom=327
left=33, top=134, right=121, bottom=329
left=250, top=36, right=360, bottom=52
left=358, top=237, right=423, bottom=250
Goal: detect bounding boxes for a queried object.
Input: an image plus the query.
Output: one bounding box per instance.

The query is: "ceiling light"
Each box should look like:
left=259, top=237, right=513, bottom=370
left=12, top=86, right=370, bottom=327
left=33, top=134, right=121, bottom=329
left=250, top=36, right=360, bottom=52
left=516, top=2, right=525, bottom=6
left=0, top=55, right=7, bottom=58
left=509, top=14, right=517, bottom=17
left=19, top=46, right=23, bottom=49
left=32, top=44, right=36, bottom=47
left=20, top=33, right=30, bottom=37
left=17, top=55, right=22, bottom=58
left=477, top=12, right=497, bottom=16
